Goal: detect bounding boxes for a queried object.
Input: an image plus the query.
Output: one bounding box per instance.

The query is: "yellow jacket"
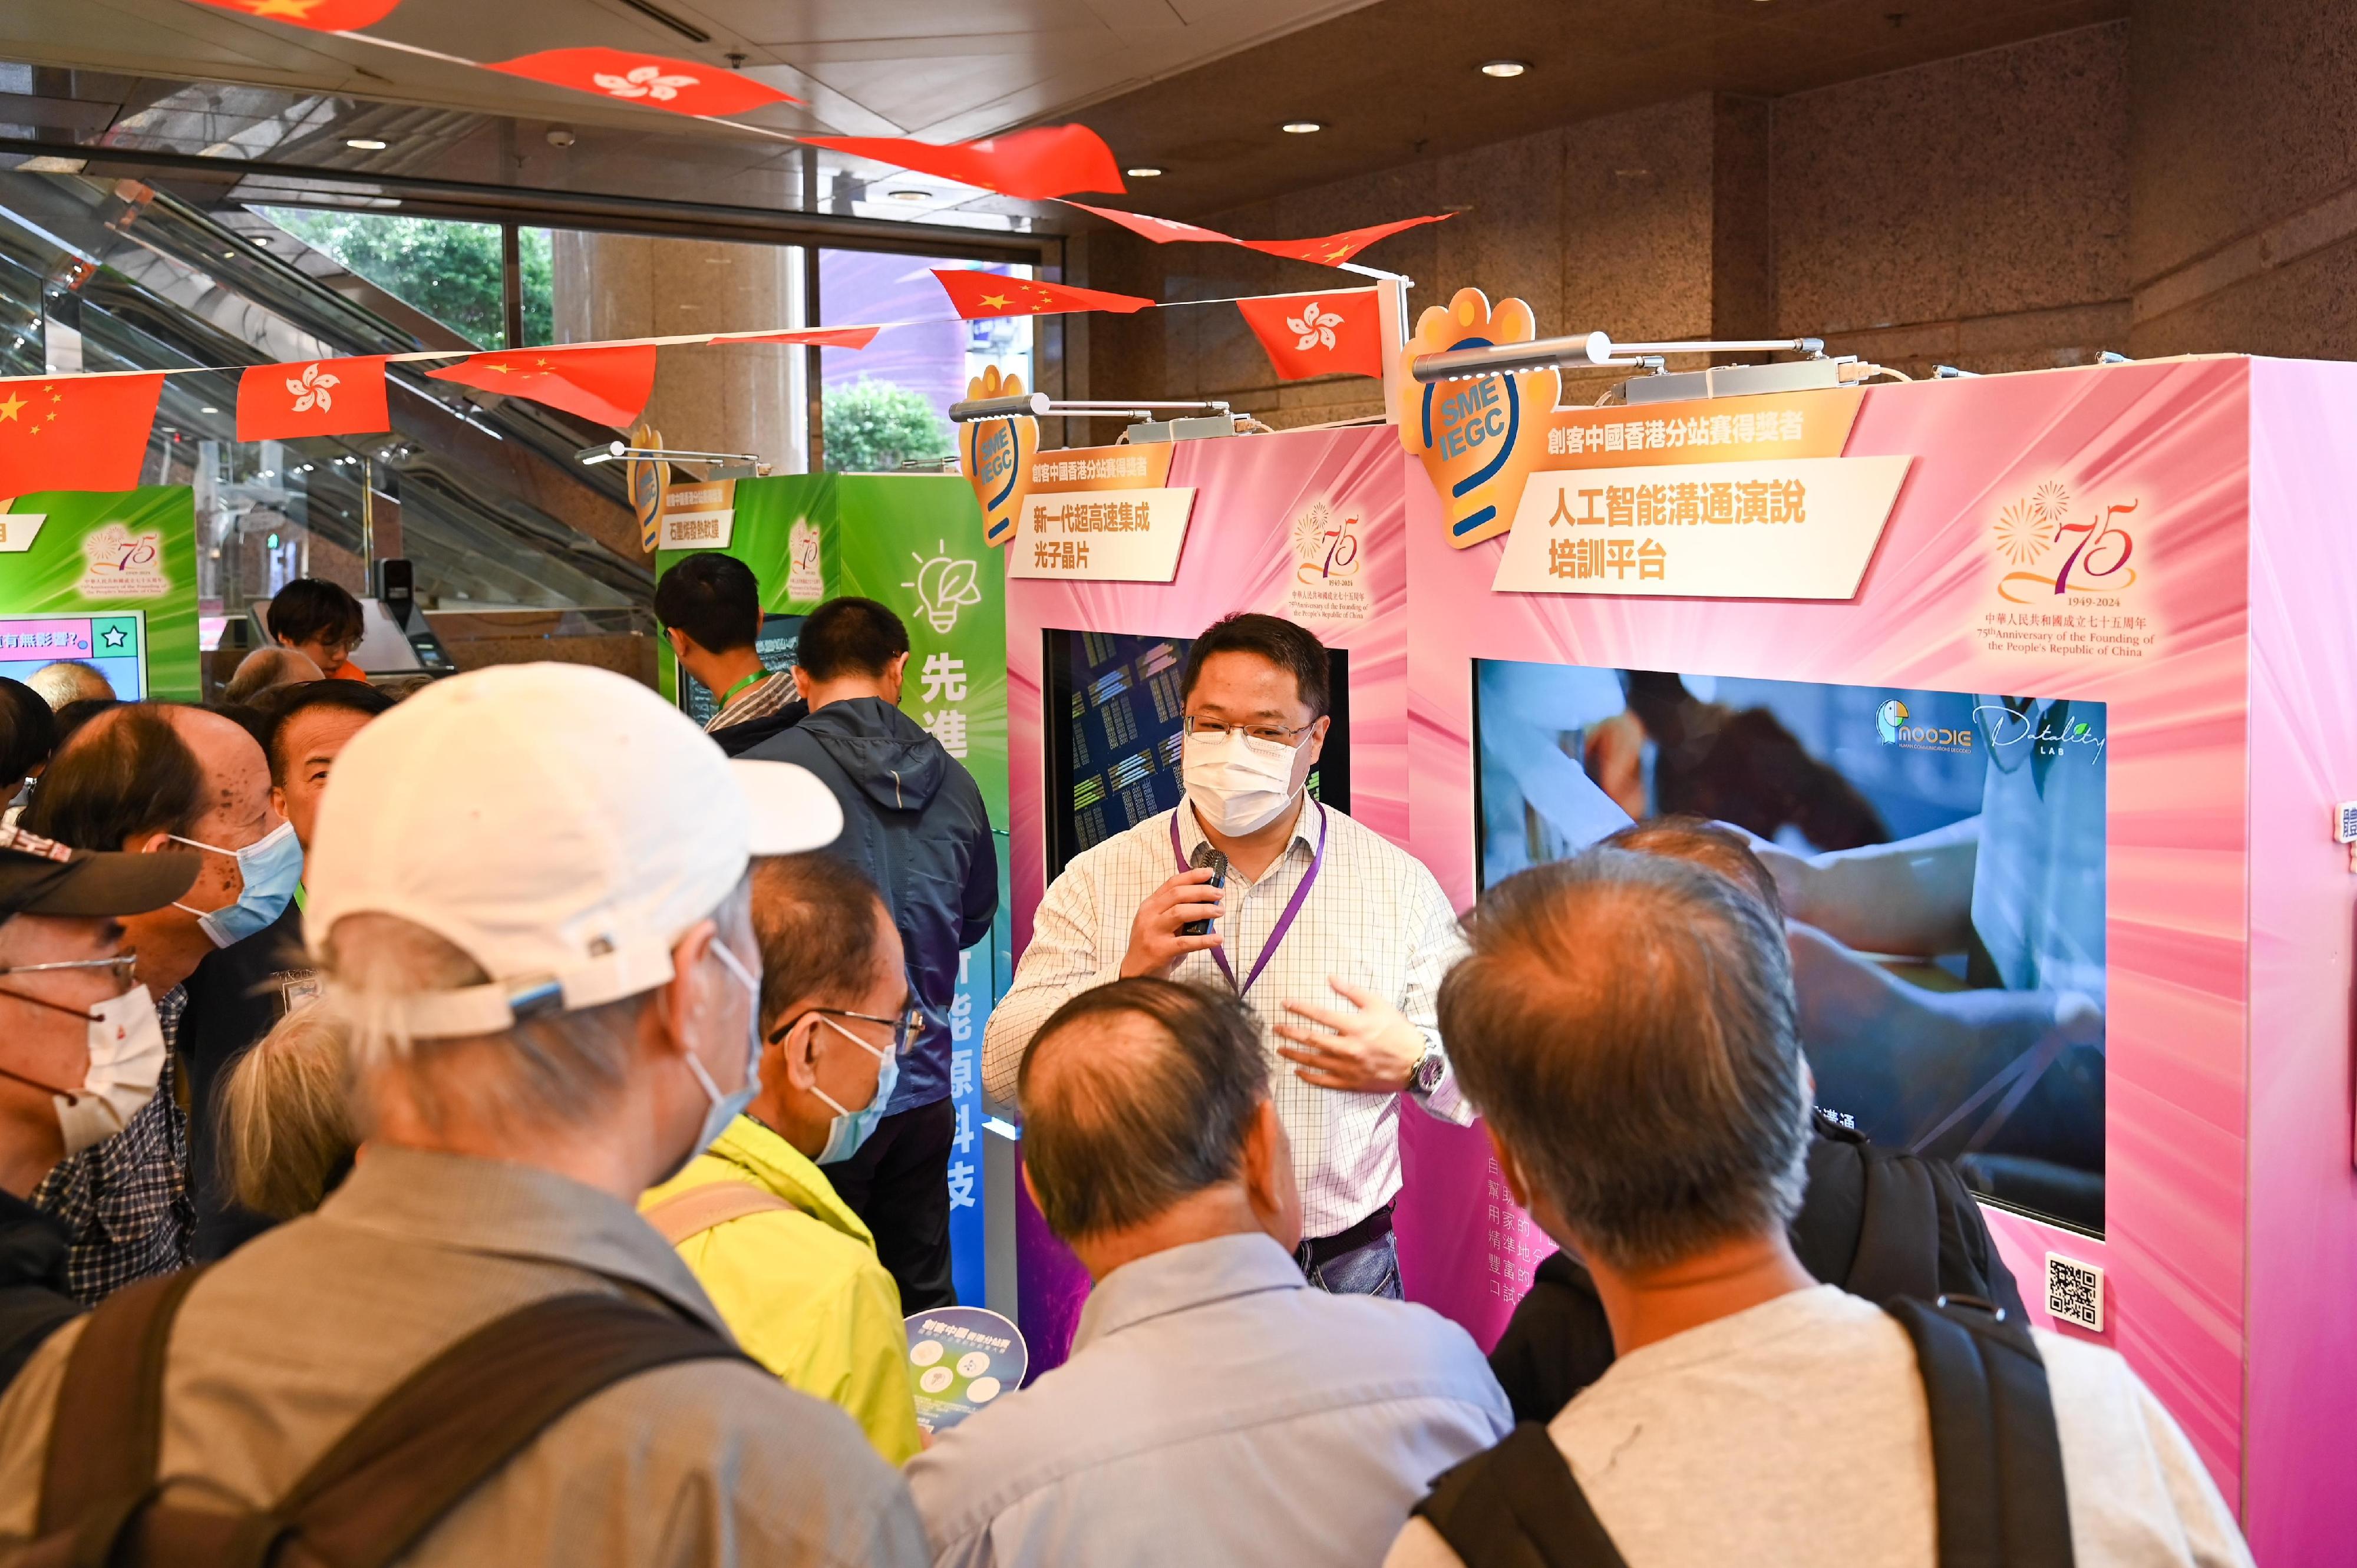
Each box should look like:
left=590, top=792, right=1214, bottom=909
left=640, top=1115, right=922, bottom=1464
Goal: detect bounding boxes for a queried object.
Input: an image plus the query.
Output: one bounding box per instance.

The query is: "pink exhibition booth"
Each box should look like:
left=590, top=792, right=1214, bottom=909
left=991, top=342, right=2357, bottom=1560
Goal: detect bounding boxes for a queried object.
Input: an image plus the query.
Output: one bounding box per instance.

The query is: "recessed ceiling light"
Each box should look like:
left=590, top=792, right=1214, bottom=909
left=887, top=189, right=932, bottom=203
left=1281, top=121, right=1322, bottom=134
left=345, top=137, right=388, bottom=151
left=1126, top=166, right=1163, bottom=178
left=1480, top=60, right=1529, bottom=78
left=200, top=405, right=219, bottom=414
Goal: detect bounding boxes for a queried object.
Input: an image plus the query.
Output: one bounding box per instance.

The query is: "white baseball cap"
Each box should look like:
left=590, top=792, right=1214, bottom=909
left=304, top=662, right=841, bottom=1038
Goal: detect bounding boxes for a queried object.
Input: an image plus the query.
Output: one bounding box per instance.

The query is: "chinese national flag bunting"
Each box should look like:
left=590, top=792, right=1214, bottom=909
left=1061, top=202, right=1240, bottom=246
left=486, top=49, right=801, bottom=117
left=426, top=345, right=657, bottom=428
left=1235, top=290, right=1384, bottom=381
left=804, top=126, right=1123, bottom=200
left=711, top=326, right=882, bottom=350
left=236, top=355, right=390, bottom=441
left=932, top=272, right=1153, bottom=320
left=1240, top=214, right=1452, bottom=266
left=179, top=0, right=404, bottom=29
left=0, top=374, right=165, bottom=498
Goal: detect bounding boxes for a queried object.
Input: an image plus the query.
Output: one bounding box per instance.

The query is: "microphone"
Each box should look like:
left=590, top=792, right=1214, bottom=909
left=1181, top=841, right=1228, bottom=937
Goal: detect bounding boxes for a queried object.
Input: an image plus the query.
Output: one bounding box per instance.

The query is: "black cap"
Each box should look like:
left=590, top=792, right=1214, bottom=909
left=0, top=824, right=200, bottom=922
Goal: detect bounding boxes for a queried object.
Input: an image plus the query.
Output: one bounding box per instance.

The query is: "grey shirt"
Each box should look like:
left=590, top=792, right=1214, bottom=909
left=907, top=1231, right=1511, bottom=1568
left=0, top=1145, right=929, bottom=1568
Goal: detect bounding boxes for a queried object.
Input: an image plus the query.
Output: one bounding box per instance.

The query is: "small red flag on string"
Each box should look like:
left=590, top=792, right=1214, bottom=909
left=0, top=374, right=165, bottom=497
left=179, top=0, right=404, bottom=29
left=931, top=272, right=1153, bottom=320
left=426, top=345, right=657, bottom=428
left=236, top=355, right=390, bottom=441
left=1241, top=214, right=1452, bottom=266
left=711, top=326, right=883, bottom=349
left=805, top=126, right=1124, bottom=200
left=1234, top=290, right=1385, bottom=381
left=1061, top=203, right=1239, bottom=246
left=486, top=49, right=801, bottom=117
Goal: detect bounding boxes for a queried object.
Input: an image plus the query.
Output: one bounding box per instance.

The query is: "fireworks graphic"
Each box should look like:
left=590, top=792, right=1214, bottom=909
left=2031, top=481, right=2071, bottom=522
left=1994, top=498, right=2051, bottom=565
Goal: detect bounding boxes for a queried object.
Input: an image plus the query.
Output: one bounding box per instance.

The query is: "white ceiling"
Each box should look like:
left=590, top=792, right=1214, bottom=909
left=1, top=0, right=1384, bottom=144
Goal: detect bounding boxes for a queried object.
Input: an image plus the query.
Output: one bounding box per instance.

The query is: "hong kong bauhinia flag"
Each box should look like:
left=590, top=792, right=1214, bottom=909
left=237, top=355, right=390, bottom=441
left=1234, top=290, right=1384, bottom=381
left=0, top=374, right=165, bottom=497
left=487, top=49, right=801, bottom=117
left=932, top=272, right=1153, bottom=320
left=180, top=0, right=404, bottom=29
left=426, top=345, right=658, bottom=428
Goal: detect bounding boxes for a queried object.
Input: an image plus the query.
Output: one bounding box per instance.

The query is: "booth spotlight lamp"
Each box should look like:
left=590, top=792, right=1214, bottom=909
left=577, top=440, right=768, bottom=478
left=1411, top=330, right=1827, bottom=385
left=948, top=394, right=1232, bottom=424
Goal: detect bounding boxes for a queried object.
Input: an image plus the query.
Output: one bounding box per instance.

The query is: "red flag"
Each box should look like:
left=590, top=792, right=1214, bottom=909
left=1241, top=214, right=1452, bottom=266
left=804, top=126, right=1123, bottom=200
left=711, top=326, right=882, bottom=349
left=1235, top=290, right=1384, bottom=381
left=932, top=272, right=1153, bottom=320
left=179, top=0, right=403, bottom=29
left=426, top=345, right=656, bottom=428
left=236, top=355, right=390, bottom=441
left=486, top=49, right=801, bottom=117
left=0, top=375, right=164, bottom=498
left=1062, top=202, right=1239, bottom=246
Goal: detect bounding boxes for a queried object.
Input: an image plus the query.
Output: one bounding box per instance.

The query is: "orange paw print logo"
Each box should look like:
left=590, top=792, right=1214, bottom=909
left=1396, top=289, right=1559, bottom=549
left=962, top=365, right=1038, bottom=549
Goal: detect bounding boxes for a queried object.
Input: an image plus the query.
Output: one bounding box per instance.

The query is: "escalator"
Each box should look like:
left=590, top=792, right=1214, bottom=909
left=0, top=170, right=653, bottom=676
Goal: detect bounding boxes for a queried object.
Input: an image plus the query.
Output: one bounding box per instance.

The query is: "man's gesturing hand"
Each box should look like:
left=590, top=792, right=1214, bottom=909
left=1275, top=978, right=1424, bottom=1094
left=1120, top=867, right=1226, bottom=978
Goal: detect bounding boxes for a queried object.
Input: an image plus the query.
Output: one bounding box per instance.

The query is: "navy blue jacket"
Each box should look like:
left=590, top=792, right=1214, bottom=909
left=745, top=696, right=997, bottom=1112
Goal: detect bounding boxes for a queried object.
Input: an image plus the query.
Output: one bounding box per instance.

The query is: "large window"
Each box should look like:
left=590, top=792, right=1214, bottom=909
left=820, top=251, right=1033, bottom=473
left=260, top=209, right=550, bottom=348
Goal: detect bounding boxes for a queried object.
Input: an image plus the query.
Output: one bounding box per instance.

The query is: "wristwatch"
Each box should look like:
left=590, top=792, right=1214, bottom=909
left=1408, top=1043, right=1447, bottom=1097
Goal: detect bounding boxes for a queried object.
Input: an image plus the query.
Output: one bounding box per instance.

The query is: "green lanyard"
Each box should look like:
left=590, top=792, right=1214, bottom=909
left=719, top=671, right=768, bottom=708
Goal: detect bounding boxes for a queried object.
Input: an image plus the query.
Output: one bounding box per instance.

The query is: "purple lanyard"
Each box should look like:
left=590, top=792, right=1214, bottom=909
left=1169, top=803, right=1327, bottom=998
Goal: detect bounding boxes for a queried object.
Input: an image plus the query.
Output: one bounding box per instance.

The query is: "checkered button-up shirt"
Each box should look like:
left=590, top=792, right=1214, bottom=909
left=32, top=985, right=192, bottom=1304
left=705, top=671, right=800, bottom=734
left=983, top=801, right=1473, bottom=1240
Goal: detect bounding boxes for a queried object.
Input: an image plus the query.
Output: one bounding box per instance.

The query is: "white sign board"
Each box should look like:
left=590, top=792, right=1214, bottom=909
left=658, top=481, right=737, bottom=552
left=1006, top=487, right=1196, bottom=583
left=1492, top=455, right=1913, bottom=600
left=0, top=514, right=43, bottom=553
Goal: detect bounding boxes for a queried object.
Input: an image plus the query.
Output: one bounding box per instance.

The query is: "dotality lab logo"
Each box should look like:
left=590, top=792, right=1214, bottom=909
left=1876, top=698, right=1973, bottom=753
left=1993, top=481, right=2137, bottom=603
left=1397, top=288, right=1559, bottom=550
left=903, top=541, right=983, bottom=633
left=961, top=365, right=1038, bottom=549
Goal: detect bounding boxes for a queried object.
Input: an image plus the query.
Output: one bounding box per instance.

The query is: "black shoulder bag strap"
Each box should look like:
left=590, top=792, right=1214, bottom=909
left=1885, top=1296, right=2077, bottom=1568
left=1412, top=1422, right=1631, bottom=1568
left=1846, top=1151, right=1944, bottom=1306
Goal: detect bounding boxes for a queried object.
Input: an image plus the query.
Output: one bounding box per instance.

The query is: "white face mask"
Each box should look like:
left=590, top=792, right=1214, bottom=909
left=0, top=983, right=170, bottom=1156
left=665, top=941, right=764, bottom=1182
left=1182, top=728, right=1313, bottom=838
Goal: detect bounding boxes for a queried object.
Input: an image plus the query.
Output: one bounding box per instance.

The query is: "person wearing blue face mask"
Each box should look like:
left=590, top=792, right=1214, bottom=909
left=641, top=851, right=926, bottom=1464
left=18, top=704, right=309, bottom=1290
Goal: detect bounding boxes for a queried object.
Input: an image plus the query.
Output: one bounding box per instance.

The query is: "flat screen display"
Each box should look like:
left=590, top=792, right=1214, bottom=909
left=679, top=612, right=805, bottom=727
left=1474, top=659, right=2107, bottom=1236
left=1044, top=629, right=1350, bottom=882
left=0, top=612, right=146, bottom=700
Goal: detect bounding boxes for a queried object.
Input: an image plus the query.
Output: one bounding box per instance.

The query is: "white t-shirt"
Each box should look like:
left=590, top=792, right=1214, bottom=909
left=1386, top=1285, right=2252, bottom=1568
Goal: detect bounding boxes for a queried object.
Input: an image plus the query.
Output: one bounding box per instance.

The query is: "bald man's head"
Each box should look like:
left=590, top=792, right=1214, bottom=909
left=27, top=661, right=113, bottom=711
left=21, top=704, right=204, bottom=851
left=1019, top=979, right=1270, bottom=1242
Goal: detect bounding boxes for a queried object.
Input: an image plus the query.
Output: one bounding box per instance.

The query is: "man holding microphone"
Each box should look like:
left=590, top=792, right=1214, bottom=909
left=983, top=613, right=1470, bottom=1297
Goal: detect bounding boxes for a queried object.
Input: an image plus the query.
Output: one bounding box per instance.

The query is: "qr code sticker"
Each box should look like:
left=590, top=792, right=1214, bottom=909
left=2338, top=802, right=2357, bottom=843
left=2046, top=1253, right=2105, bottom=1332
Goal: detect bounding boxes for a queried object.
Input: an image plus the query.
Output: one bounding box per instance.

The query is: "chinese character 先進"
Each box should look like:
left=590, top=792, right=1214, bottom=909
left=921, top=652, right=968, bottom=704
left=923, top=708, right=969, bottom=758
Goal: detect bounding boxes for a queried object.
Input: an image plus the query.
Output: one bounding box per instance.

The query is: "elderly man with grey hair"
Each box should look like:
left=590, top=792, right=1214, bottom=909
left=223, top=645, right=323, bottom=705
left=1391, top=850, right=2251, bottom=1568
left=909, top=976, right=1508, bottom=1568
left=0, top=663, right=929, bottom=1567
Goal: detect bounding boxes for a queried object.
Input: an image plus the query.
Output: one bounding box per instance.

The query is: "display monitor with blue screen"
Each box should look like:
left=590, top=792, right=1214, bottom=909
left=1045, top=629, right=1351, bottom=882
left=0, top=612, right=147, bottom=700
left=1473, top=659, right=2107, bottom=1236
left=678, top=612, right=806, bottom=727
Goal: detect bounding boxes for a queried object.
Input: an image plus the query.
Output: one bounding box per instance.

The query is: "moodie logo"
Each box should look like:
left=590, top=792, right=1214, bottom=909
left=1875, top=698, right=1973, bottom=753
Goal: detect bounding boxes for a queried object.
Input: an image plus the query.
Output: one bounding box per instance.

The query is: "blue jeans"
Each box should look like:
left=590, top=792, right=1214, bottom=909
left=1298, top=1229, right=1402, bottom=1299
